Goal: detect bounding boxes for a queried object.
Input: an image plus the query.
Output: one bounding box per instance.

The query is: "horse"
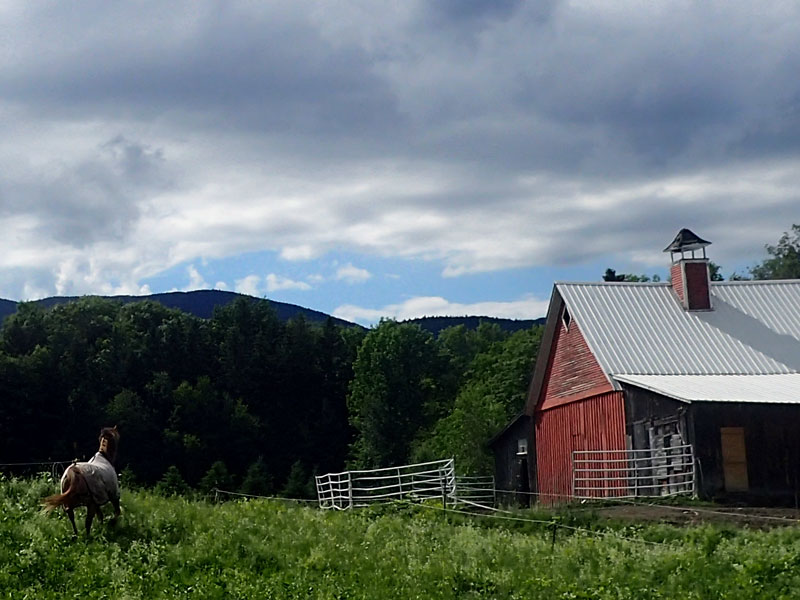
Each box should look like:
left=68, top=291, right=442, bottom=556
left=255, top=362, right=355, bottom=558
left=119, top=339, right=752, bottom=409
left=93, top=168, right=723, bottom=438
left=42, top=426, right=121, bottom=537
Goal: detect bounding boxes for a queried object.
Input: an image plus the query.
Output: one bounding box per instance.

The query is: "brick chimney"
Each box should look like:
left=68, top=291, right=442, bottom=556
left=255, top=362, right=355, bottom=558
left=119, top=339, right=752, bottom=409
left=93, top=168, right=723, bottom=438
left=664, top=228, right=712, bottom=311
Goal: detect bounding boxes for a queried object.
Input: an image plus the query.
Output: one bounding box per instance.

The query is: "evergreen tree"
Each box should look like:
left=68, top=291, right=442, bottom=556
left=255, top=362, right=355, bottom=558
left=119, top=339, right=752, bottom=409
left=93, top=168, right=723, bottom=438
left=155, top=465, right=191, bottom=496
left=240, top=457, right=273, bottom=497
left=199, top=461, right=234, bottom=494
left=281, top=460, right=314, bottom=499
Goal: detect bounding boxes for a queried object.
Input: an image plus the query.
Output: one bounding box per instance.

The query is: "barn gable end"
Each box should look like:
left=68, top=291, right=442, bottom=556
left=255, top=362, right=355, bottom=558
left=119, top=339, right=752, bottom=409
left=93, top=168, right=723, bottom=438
left=525, top=295, right=625, bottom=501
left=539, top=315, right=612, bottom=411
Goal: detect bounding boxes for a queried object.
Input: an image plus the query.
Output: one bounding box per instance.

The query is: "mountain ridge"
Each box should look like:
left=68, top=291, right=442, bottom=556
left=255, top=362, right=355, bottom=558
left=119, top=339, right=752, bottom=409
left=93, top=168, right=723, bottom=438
left=0, top=290, right=356, bottom=329
left=0, top=290, right=544, bottom=335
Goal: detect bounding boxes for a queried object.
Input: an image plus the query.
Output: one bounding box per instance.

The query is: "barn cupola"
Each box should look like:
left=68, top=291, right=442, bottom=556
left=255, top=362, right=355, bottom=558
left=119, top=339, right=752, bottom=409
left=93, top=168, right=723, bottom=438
left=664, top=228, right=713, bottom=311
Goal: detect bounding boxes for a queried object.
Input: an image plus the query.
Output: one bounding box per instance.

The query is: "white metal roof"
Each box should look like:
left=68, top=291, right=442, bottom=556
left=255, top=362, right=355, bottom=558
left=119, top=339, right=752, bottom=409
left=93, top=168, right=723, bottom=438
left=614, top=374, right=800, bottom=404
left=557, top=280, right=800, bottom=378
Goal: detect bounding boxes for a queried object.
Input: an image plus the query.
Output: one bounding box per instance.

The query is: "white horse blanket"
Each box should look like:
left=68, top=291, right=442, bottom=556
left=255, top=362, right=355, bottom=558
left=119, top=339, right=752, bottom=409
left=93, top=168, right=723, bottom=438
left=62, top=452, right=119, bottom=505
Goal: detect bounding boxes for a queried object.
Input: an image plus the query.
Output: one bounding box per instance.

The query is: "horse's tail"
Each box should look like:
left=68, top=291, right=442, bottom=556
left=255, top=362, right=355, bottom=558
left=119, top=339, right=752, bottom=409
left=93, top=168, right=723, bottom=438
left=42, top=466, right=82, bottom=512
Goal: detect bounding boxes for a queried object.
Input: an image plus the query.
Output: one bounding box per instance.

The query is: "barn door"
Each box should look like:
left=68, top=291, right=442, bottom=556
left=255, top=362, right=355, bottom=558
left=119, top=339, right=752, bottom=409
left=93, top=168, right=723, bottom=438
left=721, top=427, right=749, bottom=492
left=647, top=419, right=687, bottom=495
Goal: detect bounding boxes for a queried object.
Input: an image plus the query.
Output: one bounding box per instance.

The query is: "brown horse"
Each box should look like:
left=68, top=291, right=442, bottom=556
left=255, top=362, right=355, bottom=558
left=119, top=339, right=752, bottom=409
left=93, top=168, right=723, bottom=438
left=42, top=426, right=121, bottom=537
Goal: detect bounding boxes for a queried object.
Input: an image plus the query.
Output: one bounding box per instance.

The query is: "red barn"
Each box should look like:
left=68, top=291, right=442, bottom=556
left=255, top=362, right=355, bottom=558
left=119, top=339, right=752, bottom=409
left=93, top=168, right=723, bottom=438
left=492, top=229, right=800, bottom=504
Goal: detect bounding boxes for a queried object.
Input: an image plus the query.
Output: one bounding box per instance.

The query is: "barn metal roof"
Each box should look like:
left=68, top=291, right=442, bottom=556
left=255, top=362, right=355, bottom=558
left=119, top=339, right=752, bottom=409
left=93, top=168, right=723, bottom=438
left=556, top=280, right=800, bottom=379
left=614, top=374, right=800, bottom=404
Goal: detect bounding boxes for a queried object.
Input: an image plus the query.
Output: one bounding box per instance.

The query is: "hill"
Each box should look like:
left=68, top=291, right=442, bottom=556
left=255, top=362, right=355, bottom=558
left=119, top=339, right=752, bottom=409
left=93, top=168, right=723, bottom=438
left=0, top=291, right=546, bottom=334
left=0, top=290, right=358, bottom=328
left=0, top=298, right=14, bottom=323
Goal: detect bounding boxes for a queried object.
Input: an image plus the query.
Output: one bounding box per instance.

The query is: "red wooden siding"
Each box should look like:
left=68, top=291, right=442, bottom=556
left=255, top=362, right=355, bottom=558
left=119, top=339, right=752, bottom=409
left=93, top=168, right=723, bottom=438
left=535, top=391, right=626, bottom=502
left=539, top=318, right=611, bottom=411
left=670, top=263, right=684, bottom=302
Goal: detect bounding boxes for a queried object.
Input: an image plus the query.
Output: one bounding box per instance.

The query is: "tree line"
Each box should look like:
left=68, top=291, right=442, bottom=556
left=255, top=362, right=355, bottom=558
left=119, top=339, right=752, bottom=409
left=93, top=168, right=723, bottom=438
left=0, top=297, right=541, bottom=497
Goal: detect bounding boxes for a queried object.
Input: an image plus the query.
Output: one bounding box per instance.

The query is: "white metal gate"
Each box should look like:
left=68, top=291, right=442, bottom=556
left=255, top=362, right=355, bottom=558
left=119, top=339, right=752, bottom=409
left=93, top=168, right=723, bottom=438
left=315, top=459, right=496, bottom=510
left=572, top=444, right=695, bottom=499
left=316, top=459, right=457, bottom=510
left=454, top=475, right=496, bottom=506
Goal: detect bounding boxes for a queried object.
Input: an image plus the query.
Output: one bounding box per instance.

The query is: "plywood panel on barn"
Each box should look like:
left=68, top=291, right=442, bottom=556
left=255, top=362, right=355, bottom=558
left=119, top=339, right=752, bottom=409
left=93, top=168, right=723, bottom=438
left=721, top=427, right=749, bottom=492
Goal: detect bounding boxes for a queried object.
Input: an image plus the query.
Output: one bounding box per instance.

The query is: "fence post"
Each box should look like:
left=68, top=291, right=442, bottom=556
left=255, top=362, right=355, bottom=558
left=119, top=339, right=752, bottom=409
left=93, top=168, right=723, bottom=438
left=570, top=451, right=575, bottom=503
left=347, top=472, right=353, bottom=509
left=439, top=467, right=447, bottom=508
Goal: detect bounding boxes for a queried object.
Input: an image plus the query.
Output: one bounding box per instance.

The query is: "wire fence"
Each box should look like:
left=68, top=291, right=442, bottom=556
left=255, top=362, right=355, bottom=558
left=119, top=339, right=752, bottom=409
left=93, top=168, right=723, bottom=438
left=207, top=482, right=800, bottom=527
left=454, top=475, right=496, bottom=506
left=0, top=460, right=73, bottom=484
left=5, top=455, right=798, bottom=527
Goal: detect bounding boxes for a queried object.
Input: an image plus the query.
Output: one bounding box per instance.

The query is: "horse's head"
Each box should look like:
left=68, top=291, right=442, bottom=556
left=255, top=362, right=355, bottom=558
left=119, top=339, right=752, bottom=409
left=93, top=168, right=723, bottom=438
left=98, top=426, right=120, bottom=463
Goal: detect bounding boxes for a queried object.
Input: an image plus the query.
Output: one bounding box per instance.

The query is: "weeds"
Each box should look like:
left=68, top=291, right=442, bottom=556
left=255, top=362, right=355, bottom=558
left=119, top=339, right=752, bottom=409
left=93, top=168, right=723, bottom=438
left=2, top=475, right=800, bottom=598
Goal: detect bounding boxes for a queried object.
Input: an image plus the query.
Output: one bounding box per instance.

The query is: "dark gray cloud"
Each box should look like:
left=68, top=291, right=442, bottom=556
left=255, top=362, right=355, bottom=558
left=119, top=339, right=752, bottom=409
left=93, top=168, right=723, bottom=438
left=0, top=3, right=403, bottom=143
left=1, top=135, right=168, bottom=247
left=3, top=1, right=799, bottom=177
left=0, top=1, right=799, bottom=300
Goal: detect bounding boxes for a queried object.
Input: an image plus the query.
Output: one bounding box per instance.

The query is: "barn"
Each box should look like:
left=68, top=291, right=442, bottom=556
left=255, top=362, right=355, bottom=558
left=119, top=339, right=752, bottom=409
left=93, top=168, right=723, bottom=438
left=492, top=229, right=800, bottom=505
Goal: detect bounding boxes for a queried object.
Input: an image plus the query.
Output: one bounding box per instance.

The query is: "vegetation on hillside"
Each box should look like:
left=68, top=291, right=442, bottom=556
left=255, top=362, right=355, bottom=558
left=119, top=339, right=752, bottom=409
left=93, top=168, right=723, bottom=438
left=0, top=297, right=540, bottom=493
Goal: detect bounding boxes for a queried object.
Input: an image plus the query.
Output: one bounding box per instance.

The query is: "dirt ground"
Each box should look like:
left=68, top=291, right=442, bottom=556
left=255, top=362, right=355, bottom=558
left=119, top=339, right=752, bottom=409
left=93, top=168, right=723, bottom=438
left=590, top=503, right=800, bottom=528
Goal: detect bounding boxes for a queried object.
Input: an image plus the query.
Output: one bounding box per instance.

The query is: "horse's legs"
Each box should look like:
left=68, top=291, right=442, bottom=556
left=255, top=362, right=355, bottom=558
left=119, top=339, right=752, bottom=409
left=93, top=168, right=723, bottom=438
left=110, top=497, right=121, bottom=522
left=65, top=507, right=79, bottom=538
left=85, top=503, right=97, bottom=537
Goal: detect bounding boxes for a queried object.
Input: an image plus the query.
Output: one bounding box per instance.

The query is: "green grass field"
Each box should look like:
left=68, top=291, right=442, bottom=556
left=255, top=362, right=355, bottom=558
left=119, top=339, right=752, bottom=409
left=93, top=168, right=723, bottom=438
left=2, top=475, right=800, bottom=599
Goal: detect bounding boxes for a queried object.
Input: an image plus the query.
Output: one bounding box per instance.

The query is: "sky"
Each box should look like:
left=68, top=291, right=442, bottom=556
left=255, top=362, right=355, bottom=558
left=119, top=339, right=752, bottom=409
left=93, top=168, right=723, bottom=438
left=1, top=1, right=799, bottom=326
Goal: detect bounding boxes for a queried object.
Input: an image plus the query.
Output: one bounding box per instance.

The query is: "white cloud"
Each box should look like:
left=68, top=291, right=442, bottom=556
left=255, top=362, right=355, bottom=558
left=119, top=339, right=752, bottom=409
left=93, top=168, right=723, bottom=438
left=185, top=264, right=208, bottom=290
left=235, top=275, right=262, bottom=297
left=335, top=263, right=372, bottom=284
left=334, top=294, right=550, bottom=326
left=265, top=273, right=312, bottom=292
left=280, top=245, right=318, bottom=261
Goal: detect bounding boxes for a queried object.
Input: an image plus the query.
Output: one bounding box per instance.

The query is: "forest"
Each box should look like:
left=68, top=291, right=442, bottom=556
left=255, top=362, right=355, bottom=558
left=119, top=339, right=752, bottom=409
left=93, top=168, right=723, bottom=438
left=0, top=296, right=541, bottom=497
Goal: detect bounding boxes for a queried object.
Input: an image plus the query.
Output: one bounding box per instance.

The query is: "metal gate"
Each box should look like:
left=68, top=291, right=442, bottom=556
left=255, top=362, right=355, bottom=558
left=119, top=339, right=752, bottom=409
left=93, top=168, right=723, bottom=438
left=572, top=444, right=695, bottom=499
left=315, top=459, right=496, bottom=510
left=315, top=459, right=457, bottom=510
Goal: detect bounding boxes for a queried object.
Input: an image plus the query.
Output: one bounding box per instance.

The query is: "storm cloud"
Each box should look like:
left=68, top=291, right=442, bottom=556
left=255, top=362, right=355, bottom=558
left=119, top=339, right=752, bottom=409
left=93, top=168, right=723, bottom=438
left=0, top=1, right=798, bottom=301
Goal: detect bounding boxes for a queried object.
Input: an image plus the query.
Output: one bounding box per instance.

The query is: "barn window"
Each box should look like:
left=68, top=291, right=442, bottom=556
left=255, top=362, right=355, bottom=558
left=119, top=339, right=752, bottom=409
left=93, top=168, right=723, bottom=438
left=517, top=438, right=528, bottom=455
left=562, top=307, right=572, bottom=330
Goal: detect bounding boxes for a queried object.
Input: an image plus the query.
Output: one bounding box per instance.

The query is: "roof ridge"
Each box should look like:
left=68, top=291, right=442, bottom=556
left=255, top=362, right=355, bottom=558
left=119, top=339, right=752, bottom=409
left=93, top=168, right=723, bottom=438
left=712, top=279, right=800, bottom=286
left=555, top=281, right=669, bottom=287
left=555, top=280, right=800, bottom=287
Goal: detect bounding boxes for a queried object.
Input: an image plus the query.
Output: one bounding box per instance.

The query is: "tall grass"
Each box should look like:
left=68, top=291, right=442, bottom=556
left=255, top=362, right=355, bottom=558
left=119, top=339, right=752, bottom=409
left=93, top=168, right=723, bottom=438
left=2, top=475, right=800, bottom=599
